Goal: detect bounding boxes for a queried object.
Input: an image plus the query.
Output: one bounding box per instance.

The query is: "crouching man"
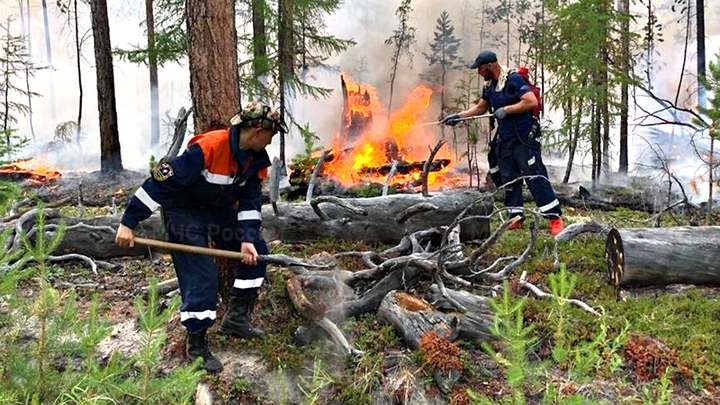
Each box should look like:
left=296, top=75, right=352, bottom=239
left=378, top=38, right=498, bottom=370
left=115, top=102, right=287, bottom=372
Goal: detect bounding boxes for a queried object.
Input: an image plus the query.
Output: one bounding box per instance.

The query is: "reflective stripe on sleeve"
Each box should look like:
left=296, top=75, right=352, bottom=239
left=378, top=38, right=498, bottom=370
left=134, top=187, right=161, bottom=212
left=237, top=210, right=262, bottom=221
left=201, top=169, right=234, bottom=185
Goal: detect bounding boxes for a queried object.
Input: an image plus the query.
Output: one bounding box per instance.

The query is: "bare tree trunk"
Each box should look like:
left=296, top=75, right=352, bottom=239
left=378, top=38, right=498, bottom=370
left=186, top=0, right=239, bottom=134
left=540, top=0, right=544, bottom=99
left=618, top=0, right=629, bottom=173
left=505, top=0, right=511, bottom=66
left=146, top=0, right=160, bottom=147
left=387, top=47, right=400, bottom=117
left=41, top=0, right=57, bottom=127
left=697, top=0, right=706, bottom=108
left=277, top=0, right=293, bottom=164
left=708, top=139, right=714, bottom=224
left=441, top=69, right=446, bottom=140
left=19, top=0, right=35, bottom=139
left=74, top=0, right=83, bottom=143
left=601, top=81, right=610, bottom=176
left=252, top=0, right=267, bottom=85
left=2, top=24, right=10, bottom=141
left=563, top=98, right=576, bottom=184
left=186, top=0, right=240, bottom=303
left=591, top=99, right=600, bottom=184
left=90, top=0, right=123, bottom=172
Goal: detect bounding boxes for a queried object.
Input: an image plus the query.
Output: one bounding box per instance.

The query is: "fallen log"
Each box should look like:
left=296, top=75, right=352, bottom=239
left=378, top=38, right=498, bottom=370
left=327, top=264, right=423, bottom=320
left=11, top=191, right=490, bottom=259
left=262, top=189, right=492, bottom=244
left=378, top=291, right=457, bottom=349
left=48, top=214, right=166, bottom=259
left=605, top=226, right=720, bottom=287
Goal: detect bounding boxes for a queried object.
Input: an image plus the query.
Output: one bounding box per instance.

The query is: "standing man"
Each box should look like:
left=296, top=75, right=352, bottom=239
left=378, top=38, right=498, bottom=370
left=115, top=102, right=287, bottom=373
left=442, top=51, right=564, bottom=235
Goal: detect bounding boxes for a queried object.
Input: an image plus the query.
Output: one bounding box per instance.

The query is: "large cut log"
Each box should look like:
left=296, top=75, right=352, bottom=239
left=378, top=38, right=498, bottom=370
left=605, top=226, right=720, bottom=287
left=262, top=189, right=492, bottom=244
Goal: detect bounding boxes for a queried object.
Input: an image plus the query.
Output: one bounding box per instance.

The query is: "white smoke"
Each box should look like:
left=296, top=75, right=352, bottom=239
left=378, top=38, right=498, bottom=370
left=0, top=0, right=718, bottom=192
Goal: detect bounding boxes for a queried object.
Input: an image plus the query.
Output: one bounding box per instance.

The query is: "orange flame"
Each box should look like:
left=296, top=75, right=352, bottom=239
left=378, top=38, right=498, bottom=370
left=114, top=188, right=124, bottom=197
left=0, top=155, right=62, bottom=184
left=322, top=75, right=460, bottom=189
left=341, top=72, right=383, bottom=124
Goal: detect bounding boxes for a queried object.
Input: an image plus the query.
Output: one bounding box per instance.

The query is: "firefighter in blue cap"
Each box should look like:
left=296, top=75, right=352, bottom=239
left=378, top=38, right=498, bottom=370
left=442, top=50, right=564, bottom=236
left=115, top=102, right=288, bottom=373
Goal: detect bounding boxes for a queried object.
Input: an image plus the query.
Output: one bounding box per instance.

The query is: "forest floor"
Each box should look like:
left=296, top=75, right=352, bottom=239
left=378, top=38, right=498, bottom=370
left=31, top=203, right=720, bottom=405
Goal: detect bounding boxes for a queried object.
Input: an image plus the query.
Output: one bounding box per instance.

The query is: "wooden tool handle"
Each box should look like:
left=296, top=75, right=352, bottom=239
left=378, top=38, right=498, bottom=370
left=134, top=237, right=254, bottom=261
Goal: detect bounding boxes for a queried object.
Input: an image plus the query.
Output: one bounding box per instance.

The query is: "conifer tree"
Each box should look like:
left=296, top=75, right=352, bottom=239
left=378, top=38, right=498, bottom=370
left=423, top=11, right=461, bottom=139
left=239, top=0, right=354, bottom=163
left=0, top=17, right=39, bottom=156
left=384, top=0, right=416, bottom=115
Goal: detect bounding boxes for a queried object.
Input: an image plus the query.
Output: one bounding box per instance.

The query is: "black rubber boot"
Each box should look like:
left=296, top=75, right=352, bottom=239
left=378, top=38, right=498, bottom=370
left=186, top=330, right=223, bottom=373
left=219, top=293, right=265, bottom=339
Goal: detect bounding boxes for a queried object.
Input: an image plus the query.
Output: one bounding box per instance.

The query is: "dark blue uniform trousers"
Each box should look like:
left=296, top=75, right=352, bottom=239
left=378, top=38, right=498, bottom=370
left=163, top=207, right=268, bottom=333
left=490, top=137, right=561, bottom=219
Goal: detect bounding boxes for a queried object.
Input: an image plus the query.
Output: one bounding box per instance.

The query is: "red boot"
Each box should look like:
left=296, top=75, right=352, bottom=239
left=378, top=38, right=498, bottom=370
left=549, top=217, right=564, bottom=236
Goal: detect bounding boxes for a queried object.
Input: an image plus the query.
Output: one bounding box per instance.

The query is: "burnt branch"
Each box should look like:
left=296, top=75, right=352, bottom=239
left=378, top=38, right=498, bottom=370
left=310, top=196, right=368, bottom=220
left=396, top=203, right=439, bottom=224
left=421, top=140, right=447, bottom=197
left=306, top=148, right=330, bottom=202
left=554, top=221, right=611, bottom=242
left=383, top=160, right=399, bottom=196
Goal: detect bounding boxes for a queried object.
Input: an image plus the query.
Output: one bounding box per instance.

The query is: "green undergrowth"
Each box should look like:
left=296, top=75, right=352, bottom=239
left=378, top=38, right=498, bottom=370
left=479, top=206, right=720, bottom=395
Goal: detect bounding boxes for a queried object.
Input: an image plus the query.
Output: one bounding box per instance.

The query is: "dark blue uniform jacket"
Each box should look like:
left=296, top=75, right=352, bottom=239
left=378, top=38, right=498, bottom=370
left=482, top=71, right=534, bottom=141
left=121, top=126, right=271, bottom=243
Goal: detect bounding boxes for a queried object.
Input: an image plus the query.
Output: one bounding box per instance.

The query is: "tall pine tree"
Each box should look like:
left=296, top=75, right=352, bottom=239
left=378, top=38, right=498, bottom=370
left=423, top=11, right=461, bottom=138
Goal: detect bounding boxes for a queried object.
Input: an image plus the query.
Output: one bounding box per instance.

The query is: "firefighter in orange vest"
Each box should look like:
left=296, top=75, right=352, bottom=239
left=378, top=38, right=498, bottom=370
left=115, top=102, right=287, bottom=373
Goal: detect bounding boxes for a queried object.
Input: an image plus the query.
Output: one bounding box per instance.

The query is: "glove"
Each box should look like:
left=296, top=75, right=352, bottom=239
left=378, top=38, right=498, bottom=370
left=494, top=107, right=507, bottom=120
left=441, top=113, right=462, bottom=126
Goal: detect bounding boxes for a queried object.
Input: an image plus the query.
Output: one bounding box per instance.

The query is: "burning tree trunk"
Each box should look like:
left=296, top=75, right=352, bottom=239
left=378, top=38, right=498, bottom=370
left=340, top=75, right=374, bottom=140
left=605, top=227, right=720, bottom=287
left=89, top=0, right=123, bottom=172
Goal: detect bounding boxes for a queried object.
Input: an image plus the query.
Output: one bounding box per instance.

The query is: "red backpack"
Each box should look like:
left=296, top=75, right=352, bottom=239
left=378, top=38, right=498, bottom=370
left=517, top=66, right=543, bottom=118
